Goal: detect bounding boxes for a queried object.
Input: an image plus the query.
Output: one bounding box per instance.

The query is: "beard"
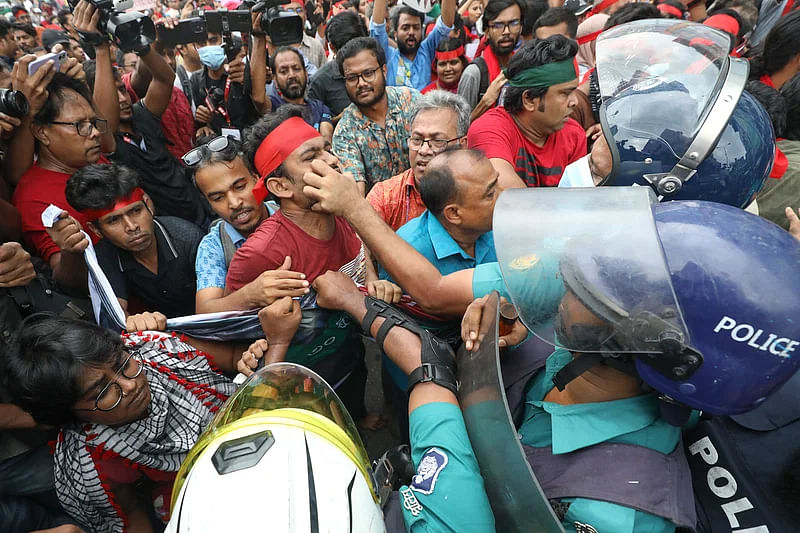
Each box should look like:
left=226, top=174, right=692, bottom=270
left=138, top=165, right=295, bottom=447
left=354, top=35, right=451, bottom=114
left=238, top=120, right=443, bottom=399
left=280, top=78, right=307, bottom=100
left=488, top=35, right=517, bottom=57
left=397, top=38, right=421, bottom=56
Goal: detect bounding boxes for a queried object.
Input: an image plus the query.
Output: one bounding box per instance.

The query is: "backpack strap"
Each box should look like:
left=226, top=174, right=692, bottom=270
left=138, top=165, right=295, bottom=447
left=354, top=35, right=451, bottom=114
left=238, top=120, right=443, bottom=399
left=474, top=56, right=490, bottom=103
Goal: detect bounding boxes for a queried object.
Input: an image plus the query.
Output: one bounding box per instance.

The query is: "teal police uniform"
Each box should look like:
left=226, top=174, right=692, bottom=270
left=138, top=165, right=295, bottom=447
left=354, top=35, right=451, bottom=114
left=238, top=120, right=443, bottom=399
left=472, top=261, right=682, bottom=533
left=399, top=402, right=495, bottom=532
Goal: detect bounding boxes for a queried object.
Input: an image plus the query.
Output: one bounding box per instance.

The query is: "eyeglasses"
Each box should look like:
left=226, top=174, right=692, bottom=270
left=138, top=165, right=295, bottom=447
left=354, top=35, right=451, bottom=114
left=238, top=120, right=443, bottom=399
left=182, top=135, right=232, bottom=167
left=343, top=67, right=381, bottom=85
left=282, top=6, right=305, bottom=13
left=408, top=136, right=462, bottom=152
left=75, top=350, right=145, bottom=413
left=487, top=19, right=521, bottom=32
left=50, top=118, right=109, bottom=137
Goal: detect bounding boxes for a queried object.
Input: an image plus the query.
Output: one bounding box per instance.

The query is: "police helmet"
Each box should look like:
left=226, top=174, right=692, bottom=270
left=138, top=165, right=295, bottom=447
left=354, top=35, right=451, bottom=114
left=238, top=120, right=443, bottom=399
left=595, top=20, right=775, bottom=208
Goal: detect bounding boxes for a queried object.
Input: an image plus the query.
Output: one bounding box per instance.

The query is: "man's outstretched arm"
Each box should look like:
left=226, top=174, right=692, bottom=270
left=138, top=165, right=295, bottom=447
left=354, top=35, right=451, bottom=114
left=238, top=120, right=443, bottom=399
left=303, top=161, right=474, bottom=317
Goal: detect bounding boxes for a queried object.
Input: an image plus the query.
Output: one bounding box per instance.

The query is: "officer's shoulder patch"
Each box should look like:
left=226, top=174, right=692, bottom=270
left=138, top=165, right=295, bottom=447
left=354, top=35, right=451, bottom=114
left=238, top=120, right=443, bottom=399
left=410, top=447, right=448, bottom=495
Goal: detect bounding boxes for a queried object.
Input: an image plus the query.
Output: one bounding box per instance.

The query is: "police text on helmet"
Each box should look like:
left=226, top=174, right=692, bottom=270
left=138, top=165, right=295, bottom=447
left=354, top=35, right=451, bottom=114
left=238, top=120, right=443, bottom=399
left=713, top=316, right=798, bottom=357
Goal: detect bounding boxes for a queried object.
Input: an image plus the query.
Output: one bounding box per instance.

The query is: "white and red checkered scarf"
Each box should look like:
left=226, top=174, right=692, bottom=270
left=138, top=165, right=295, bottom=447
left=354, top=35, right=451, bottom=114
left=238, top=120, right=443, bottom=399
left=53, top=332, right=236, bottom=533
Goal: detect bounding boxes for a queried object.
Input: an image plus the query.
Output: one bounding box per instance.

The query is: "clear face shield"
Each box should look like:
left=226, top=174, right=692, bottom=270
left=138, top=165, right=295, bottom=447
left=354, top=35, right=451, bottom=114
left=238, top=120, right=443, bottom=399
left=596, top=20, right=751, bottom=198
left=493, top=187, right=696, bottom=365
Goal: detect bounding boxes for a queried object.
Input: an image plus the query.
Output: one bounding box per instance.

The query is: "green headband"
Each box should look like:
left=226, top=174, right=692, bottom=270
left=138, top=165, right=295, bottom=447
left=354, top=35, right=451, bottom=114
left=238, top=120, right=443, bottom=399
left=507, top=58, right=578, bottom=89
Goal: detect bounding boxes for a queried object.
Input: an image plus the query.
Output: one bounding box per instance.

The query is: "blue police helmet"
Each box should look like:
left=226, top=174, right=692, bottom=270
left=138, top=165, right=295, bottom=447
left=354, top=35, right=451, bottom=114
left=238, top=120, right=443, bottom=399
left=640, top=201, right=800, bottom=414
left=562, top=200, right=800, bottom=415
left=595, top=20, right=776, bottom=208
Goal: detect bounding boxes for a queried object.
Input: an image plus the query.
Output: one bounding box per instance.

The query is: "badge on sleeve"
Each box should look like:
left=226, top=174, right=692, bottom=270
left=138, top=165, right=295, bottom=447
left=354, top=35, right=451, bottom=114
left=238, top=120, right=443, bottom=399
left=410, top=448, right=448, bottom=495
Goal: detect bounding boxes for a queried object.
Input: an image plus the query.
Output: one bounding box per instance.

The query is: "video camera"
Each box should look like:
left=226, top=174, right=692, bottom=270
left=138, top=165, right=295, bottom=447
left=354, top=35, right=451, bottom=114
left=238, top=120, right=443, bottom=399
left=68, top=0, right=156, bottom=53
left=242, top=0, right=304, bottom=46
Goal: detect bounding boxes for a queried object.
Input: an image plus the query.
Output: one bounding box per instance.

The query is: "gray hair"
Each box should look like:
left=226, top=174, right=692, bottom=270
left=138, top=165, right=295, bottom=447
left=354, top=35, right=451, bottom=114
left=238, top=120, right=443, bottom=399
left=410, top=90, right=471, bottom=137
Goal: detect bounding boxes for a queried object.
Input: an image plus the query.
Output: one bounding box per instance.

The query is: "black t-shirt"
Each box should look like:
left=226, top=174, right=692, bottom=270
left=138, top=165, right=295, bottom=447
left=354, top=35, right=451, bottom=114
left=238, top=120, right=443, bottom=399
left=94, top=216, right=202, bottom=318
left=110, top=103, right=207, bottom=228
left=308, top=61, right=351, bottom=117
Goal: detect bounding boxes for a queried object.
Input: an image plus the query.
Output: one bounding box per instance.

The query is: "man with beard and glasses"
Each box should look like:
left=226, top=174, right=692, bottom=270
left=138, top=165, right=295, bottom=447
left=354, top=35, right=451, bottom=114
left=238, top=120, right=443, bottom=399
left=458, top=0, right=526, bottom=121
left=369, top=0, right=456, bottom=90
left=269, top=47, right=333, bottom=143
left=333, top=37, right=421, bottom=194
left=63, top=164, right=204, bottom=318
left=75, top=0, right=209, bottom=229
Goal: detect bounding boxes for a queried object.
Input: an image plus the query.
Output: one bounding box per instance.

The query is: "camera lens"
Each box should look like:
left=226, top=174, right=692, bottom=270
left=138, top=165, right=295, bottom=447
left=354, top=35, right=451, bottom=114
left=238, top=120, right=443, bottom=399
left=0, top=89, right=29, bottom=119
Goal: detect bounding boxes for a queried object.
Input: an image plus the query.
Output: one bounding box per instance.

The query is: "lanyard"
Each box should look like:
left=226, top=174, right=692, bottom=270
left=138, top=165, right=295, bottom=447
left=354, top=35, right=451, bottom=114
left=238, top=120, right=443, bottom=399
left=206, top=76, right=232, bottom=126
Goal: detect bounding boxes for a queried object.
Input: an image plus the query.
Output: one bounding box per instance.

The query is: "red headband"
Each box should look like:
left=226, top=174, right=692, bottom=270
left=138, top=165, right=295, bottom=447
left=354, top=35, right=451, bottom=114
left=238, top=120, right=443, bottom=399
left=436, top=46, right=465, bottom=61
left=80, top=187, right=146, bottom=222
left=577, top=28, right=602, bottom=45
left=704, top=14, right=740, bottom=37
left=657, top=4, right=684, bottom=18
left=252, top=117, right=320, bottom=202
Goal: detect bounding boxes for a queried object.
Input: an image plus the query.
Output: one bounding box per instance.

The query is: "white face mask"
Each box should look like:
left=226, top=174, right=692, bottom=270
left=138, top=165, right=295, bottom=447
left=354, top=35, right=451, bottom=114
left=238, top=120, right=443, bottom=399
left=558, top=155, right=595, bottom=188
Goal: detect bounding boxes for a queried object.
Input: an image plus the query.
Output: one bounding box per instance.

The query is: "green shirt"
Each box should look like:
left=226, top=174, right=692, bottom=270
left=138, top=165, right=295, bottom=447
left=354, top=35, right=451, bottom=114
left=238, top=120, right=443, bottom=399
left=400, top=402, right=495, bottom=533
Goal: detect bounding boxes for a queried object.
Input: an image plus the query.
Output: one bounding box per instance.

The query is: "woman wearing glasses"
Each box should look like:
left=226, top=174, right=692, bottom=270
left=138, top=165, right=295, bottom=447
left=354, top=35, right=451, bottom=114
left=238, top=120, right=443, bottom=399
left=5, top=315, right=238, bottom=533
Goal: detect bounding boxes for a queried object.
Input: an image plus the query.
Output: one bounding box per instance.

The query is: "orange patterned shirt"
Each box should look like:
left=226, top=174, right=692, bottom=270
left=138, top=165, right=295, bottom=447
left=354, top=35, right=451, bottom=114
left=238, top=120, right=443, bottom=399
left=366, top=169, right=427, bottom=231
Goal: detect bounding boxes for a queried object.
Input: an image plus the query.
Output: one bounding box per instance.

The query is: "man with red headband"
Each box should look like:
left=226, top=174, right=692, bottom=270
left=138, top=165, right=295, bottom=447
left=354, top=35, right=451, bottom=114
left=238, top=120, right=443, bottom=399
left=225, top=105, right=400, bottom=429
left=62, top=163, right=204, bottom=318
left=467, top=36, right=586, bottom=189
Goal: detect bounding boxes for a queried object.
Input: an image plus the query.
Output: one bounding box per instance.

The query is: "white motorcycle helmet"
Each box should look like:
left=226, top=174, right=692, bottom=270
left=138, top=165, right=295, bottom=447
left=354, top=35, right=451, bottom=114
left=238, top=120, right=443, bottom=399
left=167, top=363, right=386, bottom=533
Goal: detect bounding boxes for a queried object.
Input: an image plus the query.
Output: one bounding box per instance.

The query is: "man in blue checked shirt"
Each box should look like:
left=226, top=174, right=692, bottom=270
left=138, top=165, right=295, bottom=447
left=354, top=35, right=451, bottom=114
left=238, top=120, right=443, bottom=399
left=370, top=0, right=457, bottom=91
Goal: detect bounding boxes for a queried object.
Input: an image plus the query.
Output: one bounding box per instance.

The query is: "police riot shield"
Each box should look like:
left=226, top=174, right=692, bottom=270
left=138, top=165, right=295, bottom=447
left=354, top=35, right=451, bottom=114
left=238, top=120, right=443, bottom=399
left=493, top=187, right=694, bottom=357
left=456, top=292, right=565, bottom=533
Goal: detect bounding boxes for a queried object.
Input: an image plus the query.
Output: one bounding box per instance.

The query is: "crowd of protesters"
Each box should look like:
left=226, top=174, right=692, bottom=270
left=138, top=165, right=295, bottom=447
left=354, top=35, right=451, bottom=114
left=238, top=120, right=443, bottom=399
left=0, top=0, right=798, bottom=531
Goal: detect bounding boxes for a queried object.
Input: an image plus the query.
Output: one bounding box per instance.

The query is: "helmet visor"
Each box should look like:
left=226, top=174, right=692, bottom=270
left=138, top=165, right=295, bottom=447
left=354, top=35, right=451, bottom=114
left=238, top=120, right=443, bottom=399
left=172, top=363, right=374, bottom=511
left=493, top=187, right=692, bottom=354
left=596, top=20, right=733, bottom=169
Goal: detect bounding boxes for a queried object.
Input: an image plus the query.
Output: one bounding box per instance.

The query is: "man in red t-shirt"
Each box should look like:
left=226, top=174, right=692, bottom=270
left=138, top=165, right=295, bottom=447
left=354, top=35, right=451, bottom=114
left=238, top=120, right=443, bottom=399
left=13, top=72, right=114, bottom=290
left=225, top=106, right=399, bottom=430
left=468, top=35, right=587, bottom=189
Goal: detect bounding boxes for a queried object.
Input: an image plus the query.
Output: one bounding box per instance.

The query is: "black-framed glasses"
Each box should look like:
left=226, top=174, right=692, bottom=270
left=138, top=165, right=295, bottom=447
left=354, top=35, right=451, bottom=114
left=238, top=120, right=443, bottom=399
left=487, top=19, right=521, bottom=32
left=75, top=350, right=145, bottom=413
left=51, top=118, right=109, bottom=137
left=182, top=135, right=232, bottom=167
left=407, top=136, right=462, bottom=152
left=343, top=67, right=381, bottom=85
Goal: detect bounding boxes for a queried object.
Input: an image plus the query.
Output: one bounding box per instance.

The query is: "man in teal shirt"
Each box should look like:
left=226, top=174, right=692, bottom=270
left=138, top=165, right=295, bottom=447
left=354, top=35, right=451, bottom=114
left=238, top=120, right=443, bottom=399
left=302, top=162, right=696, bottom=532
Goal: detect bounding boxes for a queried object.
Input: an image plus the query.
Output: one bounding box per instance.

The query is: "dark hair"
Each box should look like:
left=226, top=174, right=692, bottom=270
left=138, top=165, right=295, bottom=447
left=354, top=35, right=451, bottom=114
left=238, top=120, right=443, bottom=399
left=390, top=6, right=424, bottom=32
left=12, top=22, right=36, bottom=39
left=483, top=0, right=526, bottom=26
left=242, top=105, right=307, bottom=180
left=115, top=48, right=135, bottom=66
left=654, top=0, right=687, bottom=19
left=11, top=5, right=28, bottom=16
left=781, top=73, right=800, bottom=141
left=418, top=148, right=485, bottom=215
left=533, top=7, right=578, bottom=38
left=57, top=8, right=72, bottom=27
left=336, top=36, right=385, bottom=75
left=192, top=134, right=243, bottom=173
left=33, top=73, right=95, bottom=126
left=325, top=11, right=368, bottom=52
left=503, top=35, right=578, bottom=114
left=0, top=18, right=11, bottom=39
left=270, top=46, right=306, bottom=71
left=604, top=2, right=661, bottom=30
left=745, top=80, right=787, bottom=137
left=758, top=11, right=800, bottom=77
left=4, top=316, right=124, bottom=426
left=66, top=163, right=142, bottom=212
left=709, top=0, right=758, bottom=30
left=522, top=0, right=549, bottom=37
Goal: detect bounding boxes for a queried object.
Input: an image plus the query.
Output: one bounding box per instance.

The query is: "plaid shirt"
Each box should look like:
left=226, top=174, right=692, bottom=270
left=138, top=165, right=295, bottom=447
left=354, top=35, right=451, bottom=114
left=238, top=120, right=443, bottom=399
left=333, top=86, right=421, bottom=189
